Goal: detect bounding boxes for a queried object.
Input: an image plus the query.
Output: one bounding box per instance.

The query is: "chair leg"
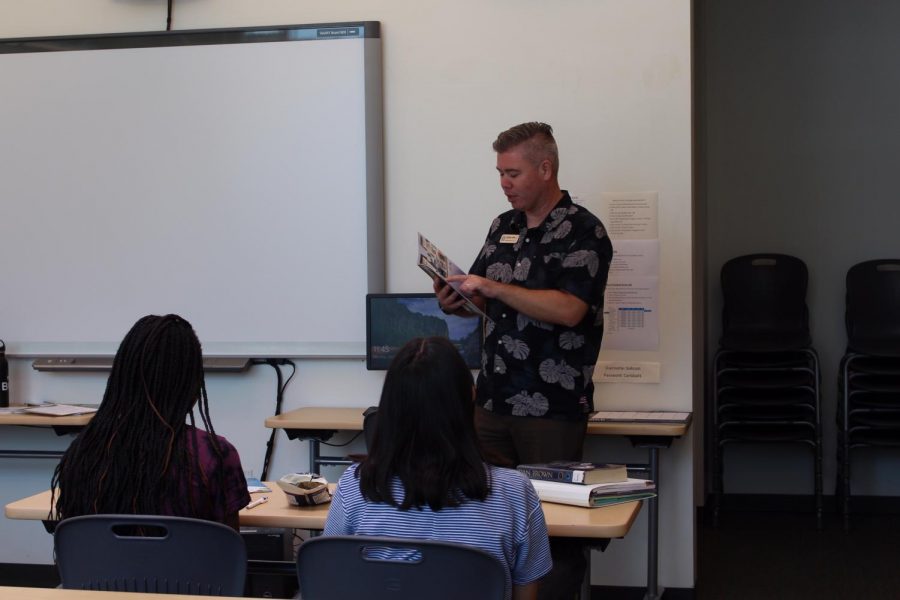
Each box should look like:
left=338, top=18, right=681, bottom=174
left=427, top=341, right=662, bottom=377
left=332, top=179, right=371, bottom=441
left=814, top=433, right=823, bottom=530
left=841, top=356, right=852, bottom=531
left=712, top=441, right=724, bottom=527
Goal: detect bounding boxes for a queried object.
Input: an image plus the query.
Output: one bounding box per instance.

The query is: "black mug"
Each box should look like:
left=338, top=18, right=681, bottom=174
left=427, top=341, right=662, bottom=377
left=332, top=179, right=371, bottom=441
left=0, top=340, right=8, bottom=407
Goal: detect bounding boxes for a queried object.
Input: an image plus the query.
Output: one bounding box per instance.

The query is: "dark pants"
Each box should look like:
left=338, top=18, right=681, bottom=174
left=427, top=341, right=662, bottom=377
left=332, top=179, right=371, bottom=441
left=475, top=406, right=588, bottom=600
left=474, top=406, right=587, bottom=467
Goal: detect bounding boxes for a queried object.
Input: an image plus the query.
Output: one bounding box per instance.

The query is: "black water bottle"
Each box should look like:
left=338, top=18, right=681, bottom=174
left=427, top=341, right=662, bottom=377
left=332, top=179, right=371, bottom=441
left=0, top=340, right=8, bottom=407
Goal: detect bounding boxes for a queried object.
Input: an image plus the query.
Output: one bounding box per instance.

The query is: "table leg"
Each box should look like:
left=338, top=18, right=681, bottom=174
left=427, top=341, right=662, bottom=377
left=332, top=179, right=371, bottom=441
left=580, top=544, right=590, bottom=599
left=309, top=438, right=319, bottom=474
left=643, top=446, right=664, bottom=600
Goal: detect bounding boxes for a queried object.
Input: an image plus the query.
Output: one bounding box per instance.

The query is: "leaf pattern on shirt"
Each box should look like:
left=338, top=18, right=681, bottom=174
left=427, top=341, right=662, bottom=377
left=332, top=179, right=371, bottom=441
left=487, top=262, right=514, bottom=283
left=480, top=243, right=497, bottom=259
left=489, top=217, right=502, bottom=235
left=541, top=220, right=572, bottom=244
left=485, top=319, right=496, bottom=337
left=484, top=398, right=494, bottom=411
left=505, top=390, right=549, bottom=416
left=543, top=252, right=564, bottom=264
left=493, top=353, right=507, bottom=374
left=538, top=359, right=579, bottom=390
left=559, top=331, right=585, bottom=350
left=594, top=309, right=605, bottom=326
left=596, top=224, right=608, bottom=239
left=481, top=349, right=489, bottom=371
left=513, top=234, right=525, bottom=252
left=513, top=258, right=531, bottom=281
left=583, top=364, right=596, bottom=386
left=563, top=249, right=599, bottom=277
left=501, top=335, right=530, bottom=360
left=549, top=207, right=569, bottom=223
left=517, top=313, right=553, bottom=332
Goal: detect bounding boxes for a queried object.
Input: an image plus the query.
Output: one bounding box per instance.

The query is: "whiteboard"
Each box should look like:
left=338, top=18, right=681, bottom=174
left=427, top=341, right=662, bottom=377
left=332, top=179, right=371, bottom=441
left=0, top=24, right=384, bottom=355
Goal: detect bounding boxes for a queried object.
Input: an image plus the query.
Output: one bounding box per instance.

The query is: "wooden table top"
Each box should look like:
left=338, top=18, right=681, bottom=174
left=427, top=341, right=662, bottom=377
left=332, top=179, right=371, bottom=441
left=0, top=587, right=236, bottom=600
left=266, top=406, right=690, bottom=437
left=7, top=481, right=640, bottom=540
left=0, top=413, right=93, bottom=427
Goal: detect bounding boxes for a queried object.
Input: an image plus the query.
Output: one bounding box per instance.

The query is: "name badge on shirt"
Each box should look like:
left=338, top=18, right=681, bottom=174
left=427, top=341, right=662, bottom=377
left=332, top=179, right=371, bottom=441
left=499, top=234, right=519, bottom=244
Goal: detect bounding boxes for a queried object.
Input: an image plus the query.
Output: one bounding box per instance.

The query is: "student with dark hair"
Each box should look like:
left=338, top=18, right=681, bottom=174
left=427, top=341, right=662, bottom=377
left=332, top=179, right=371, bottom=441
left=51, top=314, right=250, bottom=531
left=324, top=336, right=552, bottom=600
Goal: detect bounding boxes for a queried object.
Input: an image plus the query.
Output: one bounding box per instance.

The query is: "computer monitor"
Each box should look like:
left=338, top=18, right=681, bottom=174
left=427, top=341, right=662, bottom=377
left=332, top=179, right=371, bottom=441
left=366, top=293, right=483, bottom=370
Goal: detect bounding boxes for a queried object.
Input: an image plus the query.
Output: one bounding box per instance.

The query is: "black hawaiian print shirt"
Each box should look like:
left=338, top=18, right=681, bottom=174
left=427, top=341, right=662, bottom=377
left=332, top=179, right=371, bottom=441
left=469, top=192, right=613, bottom=421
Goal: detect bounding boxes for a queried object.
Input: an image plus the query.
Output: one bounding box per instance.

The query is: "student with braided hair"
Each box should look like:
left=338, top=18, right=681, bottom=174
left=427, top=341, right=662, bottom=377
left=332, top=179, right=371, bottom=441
left=51, top=314, right=250, bottom=530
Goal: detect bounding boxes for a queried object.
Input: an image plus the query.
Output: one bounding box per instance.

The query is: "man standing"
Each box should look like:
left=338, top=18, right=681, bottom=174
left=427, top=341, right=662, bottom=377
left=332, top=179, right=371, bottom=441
left=437, top=121, right=612, bottom=467
left=436, top=122, right=613, bottom=600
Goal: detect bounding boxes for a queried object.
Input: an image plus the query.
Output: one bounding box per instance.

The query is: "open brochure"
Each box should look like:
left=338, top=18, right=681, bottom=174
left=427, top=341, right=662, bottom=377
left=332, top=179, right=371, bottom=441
left=417, top=233, right=492, bottom=323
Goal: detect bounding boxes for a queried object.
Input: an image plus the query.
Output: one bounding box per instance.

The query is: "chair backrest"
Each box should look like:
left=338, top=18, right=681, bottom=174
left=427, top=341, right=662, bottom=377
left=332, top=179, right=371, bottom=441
left=846, top=259, right=900, bottom=355
left=720, top=253, right=811, bottom=350
left=363, top=405, right=378, bottom=451
left=54, top=514, right=247, bottom=596
left=296, top=535, right=508, bottom=600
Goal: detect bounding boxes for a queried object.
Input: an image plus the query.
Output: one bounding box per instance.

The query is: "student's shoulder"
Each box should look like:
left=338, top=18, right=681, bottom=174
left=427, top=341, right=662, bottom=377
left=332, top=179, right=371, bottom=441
left=488, top=464, right=535, bottom=492
left=189, top=426, right=239, bottom=454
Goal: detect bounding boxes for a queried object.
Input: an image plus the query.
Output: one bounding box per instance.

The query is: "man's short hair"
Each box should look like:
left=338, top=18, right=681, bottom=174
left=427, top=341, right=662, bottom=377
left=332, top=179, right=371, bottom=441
left=493, top=122, right=559, bottom=176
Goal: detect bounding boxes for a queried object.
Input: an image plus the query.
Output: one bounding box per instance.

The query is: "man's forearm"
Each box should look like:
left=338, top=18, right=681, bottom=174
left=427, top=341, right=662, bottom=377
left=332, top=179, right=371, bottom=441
left=484, top=280, right=588, bottom=327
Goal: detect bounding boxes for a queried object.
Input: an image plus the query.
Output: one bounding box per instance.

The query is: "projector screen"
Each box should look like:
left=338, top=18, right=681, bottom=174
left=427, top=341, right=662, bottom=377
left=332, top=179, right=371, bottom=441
left=0, top=23, right=383, bottom=355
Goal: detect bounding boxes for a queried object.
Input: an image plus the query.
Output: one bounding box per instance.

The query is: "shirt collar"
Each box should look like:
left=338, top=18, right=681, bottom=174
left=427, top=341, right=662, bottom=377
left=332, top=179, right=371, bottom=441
left=511, top=190, right=573, bottom=231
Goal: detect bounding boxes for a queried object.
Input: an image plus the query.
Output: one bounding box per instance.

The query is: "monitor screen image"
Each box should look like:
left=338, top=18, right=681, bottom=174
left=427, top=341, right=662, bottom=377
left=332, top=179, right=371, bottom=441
left=366, top=293, right=483, bottom=370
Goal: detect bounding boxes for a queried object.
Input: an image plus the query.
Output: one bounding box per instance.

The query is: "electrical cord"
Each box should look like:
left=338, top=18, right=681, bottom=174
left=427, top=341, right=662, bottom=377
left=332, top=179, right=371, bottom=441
left=318, top=431, right=363, bottom=448
left=252, top=358, right=296, bottom=480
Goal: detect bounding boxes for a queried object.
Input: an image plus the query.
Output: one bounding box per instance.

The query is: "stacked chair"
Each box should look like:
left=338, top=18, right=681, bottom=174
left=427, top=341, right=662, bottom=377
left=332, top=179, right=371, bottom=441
left=837, top=259, right=900, bottom=529
left=711, top=254, right=822, bottom=527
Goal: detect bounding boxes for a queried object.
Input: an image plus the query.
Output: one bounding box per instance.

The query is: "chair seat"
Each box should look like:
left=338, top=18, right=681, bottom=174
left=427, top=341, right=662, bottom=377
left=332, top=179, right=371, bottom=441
left=848, top=413, right=900, bottom=429
left=846, top=430, right=900, bottom=447
left=719, top=332, right=812, bottom=352
left=844, top=356, right=900, bottom=376
left=717, top=369, right=815, bottom=388
left=719, top=404, right=815, bottom=422
left=847, top=340, right=900, bottom=357
left=716, top=349, right=816, bottom=369
left=846, top=391, right=900, bottom=409
left=717, top=387, right=817, bottom=406
left=846, top=375, right=900, bottom=394
left=718, top=422, right=817, bottom=443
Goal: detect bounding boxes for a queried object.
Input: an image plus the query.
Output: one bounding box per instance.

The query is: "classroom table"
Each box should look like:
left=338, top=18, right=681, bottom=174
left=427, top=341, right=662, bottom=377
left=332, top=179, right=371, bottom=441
left=6, top=482, right=640, bottom=600
left=5, top=482, right=640, bottom=540
left=0, top=413, right=93, bottom=460
left=0, top=587, right=237, bottom=600
left=265, top=406, right=690, bottom=600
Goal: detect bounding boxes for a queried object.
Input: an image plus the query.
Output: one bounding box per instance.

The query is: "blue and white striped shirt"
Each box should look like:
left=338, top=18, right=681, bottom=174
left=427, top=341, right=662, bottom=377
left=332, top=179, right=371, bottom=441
left=323, top=463, right=552, bottom=596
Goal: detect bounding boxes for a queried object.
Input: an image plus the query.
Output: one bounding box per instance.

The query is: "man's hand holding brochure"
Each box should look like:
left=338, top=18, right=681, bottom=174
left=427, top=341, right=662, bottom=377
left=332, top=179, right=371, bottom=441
left=417, top=233, right=493, bottom=322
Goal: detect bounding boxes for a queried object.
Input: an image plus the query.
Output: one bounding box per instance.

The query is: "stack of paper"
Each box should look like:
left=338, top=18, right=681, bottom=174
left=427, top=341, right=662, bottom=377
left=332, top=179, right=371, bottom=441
left=23, top=404, right=98, bottom=417
left=529, top=477, right=656, bottom=508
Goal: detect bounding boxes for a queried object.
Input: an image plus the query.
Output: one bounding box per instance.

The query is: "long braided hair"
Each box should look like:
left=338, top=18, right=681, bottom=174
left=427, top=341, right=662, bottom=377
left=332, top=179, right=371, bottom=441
left=51, top=314, right=227, bottom=520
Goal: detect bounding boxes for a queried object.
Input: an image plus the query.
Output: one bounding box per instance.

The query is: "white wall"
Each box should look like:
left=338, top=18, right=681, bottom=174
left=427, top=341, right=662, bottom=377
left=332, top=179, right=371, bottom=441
left=703, top=1, right=900, bottom=497
left=0, top=0, right=694, bottom=590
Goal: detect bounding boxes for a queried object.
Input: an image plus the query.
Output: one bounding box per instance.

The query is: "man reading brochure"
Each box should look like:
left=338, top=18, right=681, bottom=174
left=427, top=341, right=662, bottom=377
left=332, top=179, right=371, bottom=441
left=434, top=122, right=612, bottom=600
